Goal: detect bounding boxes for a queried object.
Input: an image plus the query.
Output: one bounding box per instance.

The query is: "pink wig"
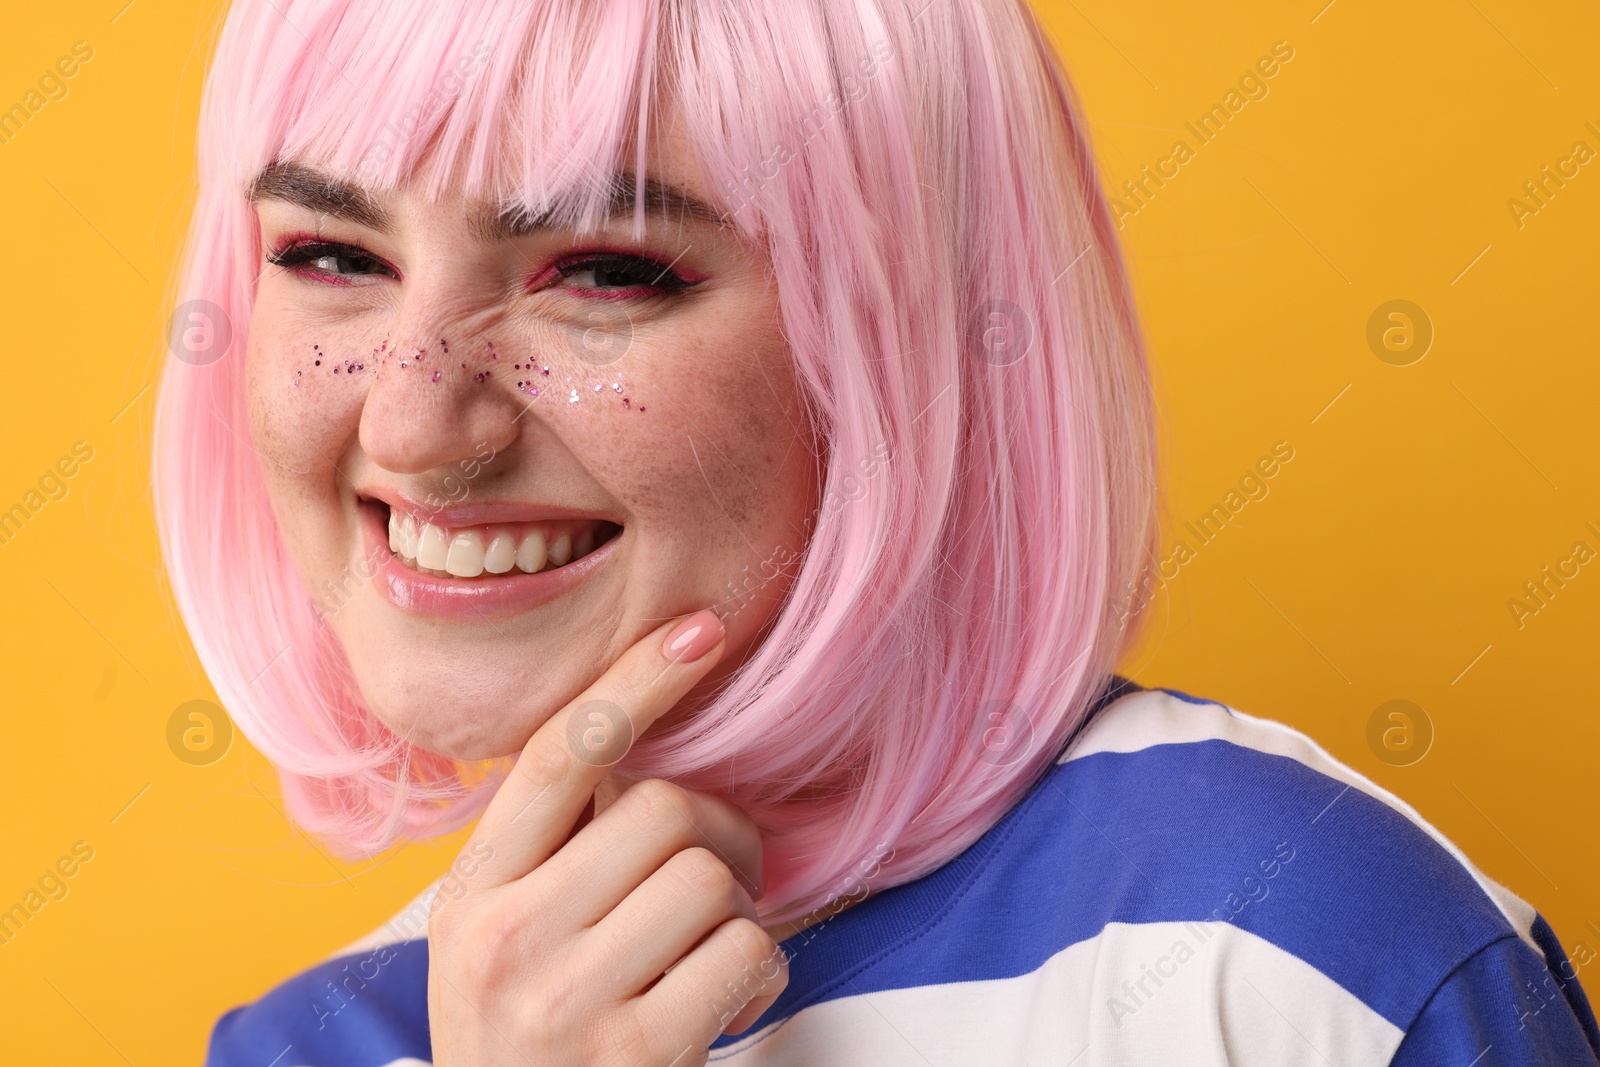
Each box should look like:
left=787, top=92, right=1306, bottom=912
left=153, top=0, right=1160, bottom=924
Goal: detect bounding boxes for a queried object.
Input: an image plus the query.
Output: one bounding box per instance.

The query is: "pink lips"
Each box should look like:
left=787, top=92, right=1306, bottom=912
left=357, top=494, right=623, bottom=621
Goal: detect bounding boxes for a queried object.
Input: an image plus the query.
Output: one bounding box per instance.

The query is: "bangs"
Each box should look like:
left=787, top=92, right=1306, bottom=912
left=220, top=0, right=733, bottom=237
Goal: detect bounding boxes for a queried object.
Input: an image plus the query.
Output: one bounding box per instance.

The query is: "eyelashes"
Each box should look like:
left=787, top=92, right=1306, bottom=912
left=266, top=239, right=396, bottom=285
left=264, top=236, right=701, bottom=298
left=543, top=252, right=700, bottom=297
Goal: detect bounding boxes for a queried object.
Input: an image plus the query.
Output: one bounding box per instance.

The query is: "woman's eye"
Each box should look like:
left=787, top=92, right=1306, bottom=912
left=555, top=253, right=695, bottom=295
left=267, top=241, right=395, bottom=282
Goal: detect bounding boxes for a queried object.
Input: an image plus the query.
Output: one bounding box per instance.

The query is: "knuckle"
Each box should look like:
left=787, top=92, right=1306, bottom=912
left=673, top=846, right=736, bottom=897
left=722, top=916, right=780, bottom=971
left=531, top=969, right=584, bottom=1025
left=627, top=778, right=695, bottom=835
left=444, top=899, right=555, bottom=994
left=516, top=732, right=572, bottom=786
left=457, top=946, right=507, bottom=994
left=454, top=913, right=521, bottom=991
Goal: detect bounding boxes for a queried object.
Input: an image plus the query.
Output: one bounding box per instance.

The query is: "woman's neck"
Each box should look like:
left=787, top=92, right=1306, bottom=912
left=762, top=889, right=873, bottom=944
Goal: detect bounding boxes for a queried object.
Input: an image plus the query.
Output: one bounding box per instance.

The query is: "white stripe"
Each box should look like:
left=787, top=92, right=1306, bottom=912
left=1060, top=688, right=1542, bottom=956
left=320, top=878, right=443, bottom=962
left=712, top=921, right=1402, bottom=1065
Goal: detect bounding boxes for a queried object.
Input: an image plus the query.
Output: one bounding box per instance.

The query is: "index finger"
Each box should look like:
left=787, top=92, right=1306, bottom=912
left=466, top=608, right=727, bottom=888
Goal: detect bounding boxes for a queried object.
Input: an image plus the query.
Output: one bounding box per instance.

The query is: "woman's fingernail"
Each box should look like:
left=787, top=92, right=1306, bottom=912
left=663, top=609, right=724, bottom=663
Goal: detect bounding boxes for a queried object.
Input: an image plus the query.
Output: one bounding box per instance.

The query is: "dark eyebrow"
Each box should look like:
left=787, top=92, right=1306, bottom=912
left=247, top=161, right=727, bottom=239
left=475, top=175, right=729, bottom=240
left=248, top=161, right=393, bottom=231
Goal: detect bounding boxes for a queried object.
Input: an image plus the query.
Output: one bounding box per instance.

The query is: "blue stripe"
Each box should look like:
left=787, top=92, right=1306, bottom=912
left=1154, top=686, right=1229, bottom=708
left=205, top=938, right=432, bottom=1067
left=1389, top=926, right=1600, bottom=1064
left=719, top=736, right=1515, bottom=1044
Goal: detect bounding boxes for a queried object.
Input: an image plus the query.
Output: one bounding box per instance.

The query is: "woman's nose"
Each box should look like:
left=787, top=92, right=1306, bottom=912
left=357, top=328, right=524, bottom=475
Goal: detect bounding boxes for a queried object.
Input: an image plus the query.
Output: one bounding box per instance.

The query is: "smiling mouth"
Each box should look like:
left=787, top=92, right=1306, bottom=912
left=378, top=502, right=623, bottom=579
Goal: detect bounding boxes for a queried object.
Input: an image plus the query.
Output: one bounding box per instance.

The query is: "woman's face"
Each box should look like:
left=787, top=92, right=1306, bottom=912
left=245, top=123, right=819, bottom=759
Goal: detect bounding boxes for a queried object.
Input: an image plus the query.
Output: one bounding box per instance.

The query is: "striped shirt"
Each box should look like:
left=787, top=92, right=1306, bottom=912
left=206, top=682, right=1600, bottom=1065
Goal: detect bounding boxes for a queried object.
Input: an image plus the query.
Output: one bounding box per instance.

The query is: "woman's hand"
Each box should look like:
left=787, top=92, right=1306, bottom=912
left=426, top=609, right=789, bottom=1066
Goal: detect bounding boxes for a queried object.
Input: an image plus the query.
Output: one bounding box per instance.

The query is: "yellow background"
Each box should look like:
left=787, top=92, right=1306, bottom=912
left=1, top=0, right=1595, bottom=1059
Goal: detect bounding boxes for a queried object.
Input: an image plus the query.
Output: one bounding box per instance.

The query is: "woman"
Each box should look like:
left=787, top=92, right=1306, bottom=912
left=155, top=0, right=1597, bottom=1063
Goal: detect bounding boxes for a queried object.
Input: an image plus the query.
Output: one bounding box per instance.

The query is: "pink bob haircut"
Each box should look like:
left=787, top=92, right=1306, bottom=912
left=153, top=0, right=1160, bottom=924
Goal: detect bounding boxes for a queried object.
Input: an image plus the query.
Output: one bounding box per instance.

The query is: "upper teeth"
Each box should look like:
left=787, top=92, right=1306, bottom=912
left=388, top=509, right=606, bottom=578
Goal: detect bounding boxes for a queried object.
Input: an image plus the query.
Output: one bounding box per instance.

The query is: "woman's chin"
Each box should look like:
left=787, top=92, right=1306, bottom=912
left=374, top=705, right=538, bottom=761
left=352, top=674, right=564, bottom=761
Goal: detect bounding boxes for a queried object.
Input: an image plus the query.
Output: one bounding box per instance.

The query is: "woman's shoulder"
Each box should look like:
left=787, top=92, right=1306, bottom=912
left=999, top=682, right=1600, bottom=1062
left=203, top=880, right=441, bottom=1067
left=709, top=684, right=1597, bottom=1064
left=1047, top=682, right=1533, bottom=939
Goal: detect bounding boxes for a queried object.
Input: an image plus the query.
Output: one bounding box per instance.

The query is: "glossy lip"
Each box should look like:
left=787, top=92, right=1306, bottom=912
left=357, top=496, right=623, bottom=621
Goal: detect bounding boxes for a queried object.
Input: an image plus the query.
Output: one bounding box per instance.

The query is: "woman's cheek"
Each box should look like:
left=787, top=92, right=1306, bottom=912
left=246, top=320, right=374, bottom=477
left=603, top=343, right=808, bottom=553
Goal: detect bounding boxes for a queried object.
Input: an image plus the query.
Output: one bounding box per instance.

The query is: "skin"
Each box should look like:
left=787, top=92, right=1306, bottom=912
left=245, top=112, right=854, bottom=975
left=431, top=612, right=787, bottom=1062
